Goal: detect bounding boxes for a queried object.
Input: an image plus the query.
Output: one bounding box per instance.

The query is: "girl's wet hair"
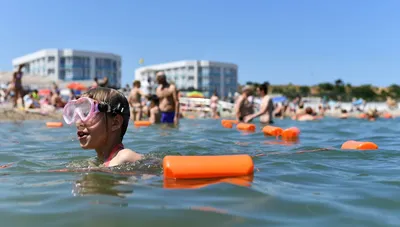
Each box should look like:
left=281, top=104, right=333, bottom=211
left=82, top=87, right=130, bottom=140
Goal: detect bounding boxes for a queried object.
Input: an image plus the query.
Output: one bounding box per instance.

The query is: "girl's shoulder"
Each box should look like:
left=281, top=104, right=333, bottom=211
left=116, top=148, right=143, bottom=164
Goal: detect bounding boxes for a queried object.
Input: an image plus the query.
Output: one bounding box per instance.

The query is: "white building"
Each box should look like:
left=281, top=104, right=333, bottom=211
left=135, top=60, right=238, bottom=98
left=12, top=49, right=122, bottom=88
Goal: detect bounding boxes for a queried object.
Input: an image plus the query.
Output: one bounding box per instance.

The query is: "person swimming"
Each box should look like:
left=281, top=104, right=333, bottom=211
left=63, top=87, right=143, bottom=167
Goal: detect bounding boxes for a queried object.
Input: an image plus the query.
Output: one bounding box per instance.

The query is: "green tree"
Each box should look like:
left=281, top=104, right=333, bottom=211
left=299, top=86, right=310, bottom=96
left=388, top=84, right=400, bottom=99
left=351, top=85, right=377, bottom=101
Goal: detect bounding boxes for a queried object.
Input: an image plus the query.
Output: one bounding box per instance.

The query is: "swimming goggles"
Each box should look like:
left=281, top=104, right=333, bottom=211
left=63, top=97, right=113, bottom=125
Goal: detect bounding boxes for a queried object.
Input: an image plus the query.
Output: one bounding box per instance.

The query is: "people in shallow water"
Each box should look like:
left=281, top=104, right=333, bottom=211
left=128, top=80, right=144, bottom=121
left=234, top=85, right=255, bottom=122
left=148, top=94, right=161, bottom=124
left=63, top=87, right=143, bottom=167
left=155, top=71, right=180, bottom=124
left=244, top=83, right=274, bottom=124
left=295, top=107, right=320, bottom=121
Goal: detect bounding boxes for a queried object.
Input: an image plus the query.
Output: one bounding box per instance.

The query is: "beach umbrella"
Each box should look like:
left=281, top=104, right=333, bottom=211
left=38, top=89, right=51, bottom=96
left=67, top=82, right=87, bottom=91
left=187, top=91, right=204, bottom=98
left=272, top=96, right=287, bottom=103
left=352, top=99, right=364, bottom=106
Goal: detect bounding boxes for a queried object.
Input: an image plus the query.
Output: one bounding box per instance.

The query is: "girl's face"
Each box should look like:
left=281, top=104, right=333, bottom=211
left=76, top=112, right=109, bottom=149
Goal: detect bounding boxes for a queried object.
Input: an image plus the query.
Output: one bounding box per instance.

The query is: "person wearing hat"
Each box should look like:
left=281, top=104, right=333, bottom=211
left=234, top=85, right=255, bottom=122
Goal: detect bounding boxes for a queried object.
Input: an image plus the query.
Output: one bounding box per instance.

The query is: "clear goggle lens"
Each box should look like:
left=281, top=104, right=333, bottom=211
left=63, top=97, right=98, bottom=124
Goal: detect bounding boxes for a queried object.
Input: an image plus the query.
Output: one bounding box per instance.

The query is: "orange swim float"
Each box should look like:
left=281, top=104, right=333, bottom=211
left=46, top=122, right=63, bottom=128
left=221, top=119, right=238, bottom=128
left=163, top=155, right=254, bottom=179
left=341, top=140, right=378, bottom=150
left=281, top=127, right=300, bottom=140
left=134, top=121, right=152, bottom=127
left=262, top=126, right=283, bottom=136
left=236, top=123, right=256, bottom=132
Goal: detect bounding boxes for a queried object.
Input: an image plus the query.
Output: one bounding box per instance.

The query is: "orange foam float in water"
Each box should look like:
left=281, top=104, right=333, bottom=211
left=341, top=140, right=378, bottom=150
left=134, top=121, right=152, bottom=127
left=236, top=123, right=256, bottom=132
left=262, top=126, right=283, bottom=136
left=281, top=127, right=300, bottom=140
left=163, top=155, right=254, bottom=179
left=221, top=119, right=238, bottom=128
left=46, top=122, right=63, bottom=128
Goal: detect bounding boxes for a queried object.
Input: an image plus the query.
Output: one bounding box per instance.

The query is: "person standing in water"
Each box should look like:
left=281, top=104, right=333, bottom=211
left=12, top=64, right=25, bottom=108
left=210, top=92, right=219, bottom=118
left=128, top=80, right=144, bottom=121
left=155, top=71, right=180, bottom=124
left=244, top=83, right=274, bottom=124
left=148, top=94, right=161, bottom=124
left=234, top=85, right=255, bottom=122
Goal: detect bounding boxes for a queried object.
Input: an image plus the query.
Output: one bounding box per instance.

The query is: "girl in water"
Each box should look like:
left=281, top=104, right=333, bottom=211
left=63, top=87, right=143, bottom=167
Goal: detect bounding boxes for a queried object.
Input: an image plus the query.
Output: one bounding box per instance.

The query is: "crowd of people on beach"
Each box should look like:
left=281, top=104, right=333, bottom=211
left=0, top=65, right=398, bottom=123
left=234, top=82, right=397, bottom=123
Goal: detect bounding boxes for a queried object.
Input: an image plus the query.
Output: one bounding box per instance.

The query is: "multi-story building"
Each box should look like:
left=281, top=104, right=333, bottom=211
left=12, top=49, right=122, bottom=87
left=134, top=60, right=238, bottom=98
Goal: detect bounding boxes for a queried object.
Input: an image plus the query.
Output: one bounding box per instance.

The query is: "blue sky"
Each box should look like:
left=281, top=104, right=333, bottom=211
left=0, top=0, right=399, bottom=86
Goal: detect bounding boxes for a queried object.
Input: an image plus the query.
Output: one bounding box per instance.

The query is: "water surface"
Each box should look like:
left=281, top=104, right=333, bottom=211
left=0, top=118, right=399, bottom=226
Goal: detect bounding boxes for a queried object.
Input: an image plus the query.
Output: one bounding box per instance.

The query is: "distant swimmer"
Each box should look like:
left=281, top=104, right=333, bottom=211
left=155, top=71, right=180, bottom=124
left=234, top=85, right=255, bottom=122
left=296, top=107, right=320, bottom=121
left=128, top=80, right=144, bottom=121
left=244, top=83, right=274, bottom=124
left=340, top=109, right=349, bottom=119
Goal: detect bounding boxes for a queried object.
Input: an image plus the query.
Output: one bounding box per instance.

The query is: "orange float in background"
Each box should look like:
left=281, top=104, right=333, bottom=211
left=134, top=121, right=152, bottom=127
left=236, top=123, right=256, bottom=132
left=281, top=127, right=300, bottom=140
left=341, top=140, right=378, bottom=150
left=262, top=126, right=283, bottom=136
left=358, top=113, right=367, bottom=119
left=163, top=155, right=254, bottom=179
left=383, top=112, right=393, bottom=119
left=221, top=119, right=238, bottom=128
left=46, top=122, right=63, bottom=128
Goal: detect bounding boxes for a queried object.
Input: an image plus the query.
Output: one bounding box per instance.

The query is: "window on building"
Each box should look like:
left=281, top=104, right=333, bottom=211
left=48, top=56, right=55, bottom=62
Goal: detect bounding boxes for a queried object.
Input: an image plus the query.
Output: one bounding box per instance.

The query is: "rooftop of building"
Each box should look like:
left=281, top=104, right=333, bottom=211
left=12, top=49, right=121, bottom=65
left=135, top=60, right=238, bottom=72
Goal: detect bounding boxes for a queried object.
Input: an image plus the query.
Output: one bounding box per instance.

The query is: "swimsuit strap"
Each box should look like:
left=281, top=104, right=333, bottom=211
left=104, top=143, right=124, bottom=167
